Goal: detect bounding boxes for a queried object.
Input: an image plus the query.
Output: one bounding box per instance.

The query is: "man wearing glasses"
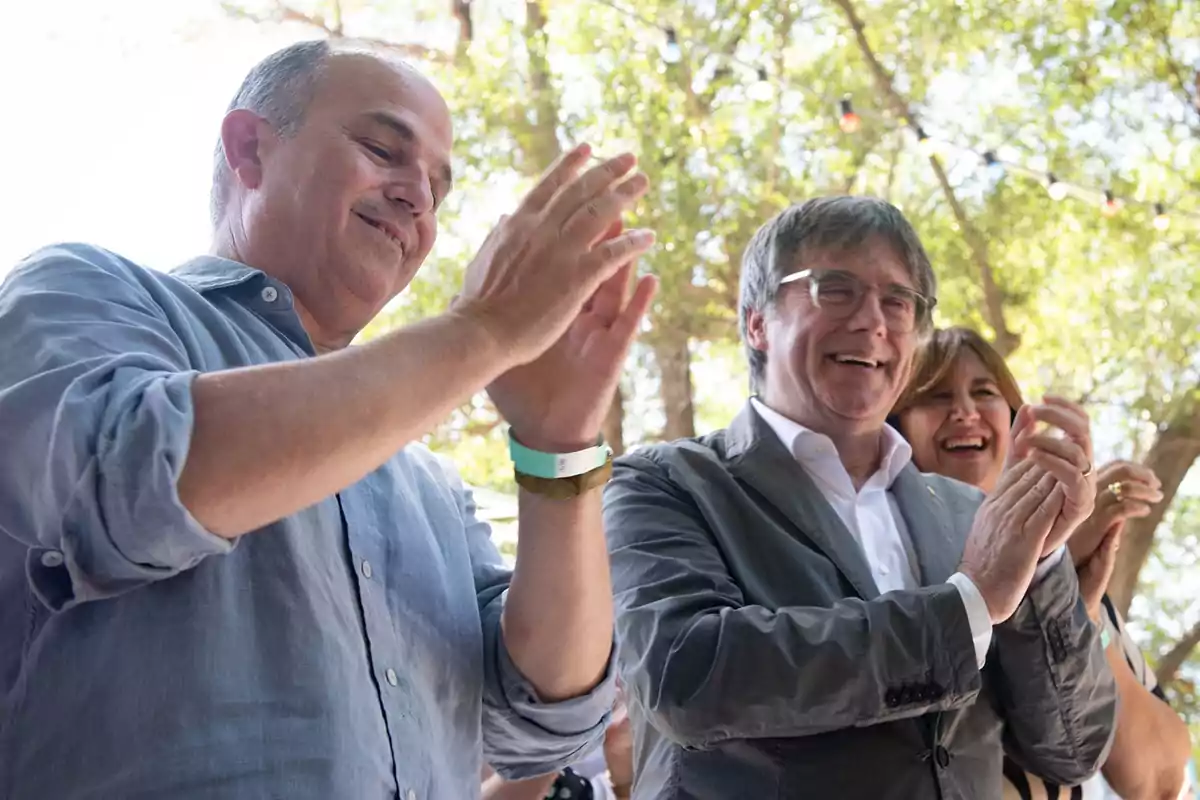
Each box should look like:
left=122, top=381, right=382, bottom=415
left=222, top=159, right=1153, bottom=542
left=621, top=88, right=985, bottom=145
left=601, top=197, right=1117, bottom=799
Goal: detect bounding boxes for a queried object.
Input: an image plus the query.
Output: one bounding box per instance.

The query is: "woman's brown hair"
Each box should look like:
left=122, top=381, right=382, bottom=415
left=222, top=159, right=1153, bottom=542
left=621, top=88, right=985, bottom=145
left=894, top=326, right=1025, bottom=415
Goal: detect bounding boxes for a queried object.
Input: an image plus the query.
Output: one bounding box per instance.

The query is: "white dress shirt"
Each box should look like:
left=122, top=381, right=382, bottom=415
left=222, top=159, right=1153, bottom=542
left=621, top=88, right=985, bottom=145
left=750, top=399, right=1063, bottom=669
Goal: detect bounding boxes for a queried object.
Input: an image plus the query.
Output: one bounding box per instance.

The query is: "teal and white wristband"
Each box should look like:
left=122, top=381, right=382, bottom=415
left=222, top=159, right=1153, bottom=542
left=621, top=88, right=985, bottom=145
left=508, top=430, right=612, bottom=479
left=1099, top=613, right=1113, bottom=650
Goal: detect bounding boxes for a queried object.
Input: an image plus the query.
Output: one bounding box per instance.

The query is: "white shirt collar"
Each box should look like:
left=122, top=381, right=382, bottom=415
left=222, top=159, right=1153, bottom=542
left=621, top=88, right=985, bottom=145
left=749, top=397, right=912, bottom=493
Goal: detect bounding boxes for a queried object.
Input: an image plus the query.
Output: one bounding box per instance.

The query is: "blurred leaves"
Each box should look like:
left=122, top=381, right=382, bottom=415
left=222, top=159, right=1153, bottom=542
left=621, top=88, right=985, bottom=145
left=240, top=0, right=1200, bottom=715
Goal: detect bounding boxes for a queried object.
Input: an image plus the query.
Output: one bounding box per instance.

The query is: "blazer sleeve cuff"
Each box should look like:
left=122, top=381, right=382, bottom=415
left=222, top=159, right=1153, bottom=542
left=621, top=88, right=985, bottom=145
left=1033, top=545, right=1067, bottom=583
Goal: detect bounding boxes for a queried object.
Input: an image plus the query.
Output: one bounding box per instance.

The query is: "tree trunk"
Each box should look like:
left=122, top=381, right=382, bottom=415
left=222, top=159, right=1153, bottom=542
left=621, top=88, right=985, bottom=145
left=517, top=0, right=626, bottom=452
left=1155, top=618, right=1200, bottom=688
left=520, top=0, right=562, bottom=171
left=924, top=156, right=1020, bottom=356
left=450, top=0, right=472, bottom=45
left=602, top=388, right=626, bottom=457
left=1108, top=397, right=1200, bottom=617
left=654, top=336, right=696, bottom=441
left=1137, top=75, right=1200, bottom=678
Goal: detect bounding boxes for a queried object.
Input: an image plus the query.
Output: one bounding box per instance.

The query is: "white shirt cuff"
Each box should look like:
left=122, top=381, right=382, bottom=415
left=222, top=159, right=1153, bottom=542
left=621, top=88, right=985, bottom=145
left=947, top=572, right=993, bottom=669
left=1033, top=544, right=1067, bottom=582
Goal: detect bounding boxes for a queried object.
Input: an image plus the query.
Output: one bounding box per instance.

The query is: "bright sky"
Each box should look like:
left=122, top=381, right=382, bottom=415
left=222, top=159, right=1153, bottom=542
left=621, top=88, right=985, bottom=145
left=0, top=0, right=310, bottom=273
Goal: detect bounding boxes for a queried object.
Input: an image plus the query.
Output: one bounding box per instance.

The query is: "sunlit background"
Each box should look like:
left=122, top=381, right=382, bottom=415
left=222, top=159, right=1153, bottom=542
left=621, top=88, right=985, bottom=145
left=4, top=0, right=1200, bottom=765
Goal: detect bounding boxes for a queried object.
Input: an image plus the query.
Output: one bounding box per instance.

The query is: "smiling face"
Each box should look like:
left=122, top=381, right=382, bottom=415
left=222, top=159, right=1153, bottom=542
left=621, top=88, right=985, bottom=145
left=897, top=349, right=1014, bottom=492
left=220, top=52, right=453, bottom=347
left=746, top=237, right=922, bottom=438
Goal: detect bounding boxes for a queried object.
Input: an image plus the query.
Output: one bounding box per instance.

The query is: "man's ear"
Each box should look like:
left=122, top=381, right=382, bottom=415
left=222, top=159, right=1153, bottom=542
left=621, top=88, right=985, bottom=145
left=745, top=308, right=769, bottom=354
left=219, top=109, right=274, bottom=192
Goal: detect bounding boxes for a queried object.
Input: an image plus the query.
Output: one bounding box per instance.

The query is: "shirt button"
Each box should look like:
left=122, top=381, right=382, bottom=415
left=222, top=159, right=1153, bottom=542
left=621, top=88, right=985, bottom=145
left=385, top=668, right=399, bottom=687
left=260, top=285, right=279, bottom=303
left=40, top=550, right=65, bottom=568
left=406, top=790, right=417, bottom=800
left=879, top=564, right=891, bottom=575
left=361, top=560, right=373, bottom=579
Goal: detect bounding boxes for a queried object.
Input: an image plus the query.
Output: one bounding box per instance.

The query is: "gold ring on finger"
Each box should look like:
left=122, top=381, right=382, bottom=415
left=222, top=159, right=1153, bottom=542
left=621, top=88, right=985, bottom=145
left=1081, top=460, right=1093, bottom=478
left=1107, top=481, right=1124, bottom=500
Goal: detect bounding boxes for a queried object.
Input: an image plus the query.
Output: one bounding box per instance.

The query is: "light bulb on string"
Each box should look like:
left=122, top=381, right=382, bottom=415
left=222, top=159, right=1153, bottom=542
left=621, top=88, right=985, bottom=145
left=586, top=2, right=1166, bottom=223
left=747, top=66, right=773, bottom=102
left=1153, top=203, right=1171, bottom=231
left=1046, top=173, right=1068, bottom=201
left=839, top=95, right=861, bottom=134
left=660, top=27, right=681, bottom=64
left=1101, top=190, right=1121, bottom=218
left=915, top=126, right=937, bottom=157
left=982, top=151, right=1005, bottom=180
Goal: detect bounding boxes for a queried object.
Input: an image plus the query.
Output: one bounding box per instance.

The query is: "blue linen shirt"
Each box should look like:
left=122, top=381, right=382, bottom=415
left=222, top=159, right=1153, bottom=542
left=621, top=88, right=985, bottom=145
left=0, top=243, right=614, bottom=800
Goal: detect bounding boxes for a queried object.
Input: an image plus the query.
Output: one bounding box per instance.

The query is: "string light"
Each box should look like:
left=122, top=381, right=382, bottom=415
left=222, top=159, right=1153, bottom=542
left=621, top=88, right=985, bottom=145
left=1154, top=203, right=1171, bottom=231
left=1102, top=190, right=1122, bottom=218
left=660, top=27, right=681, bottom=64
left=582, top=0, right=1198, bottom=229
left=982, top=151, right=1005, bottom=180
left=1046, top=173, right=1069, bottom=201
left=915, top=126, right=937, bottom=157
left=747, top=66, right=773, bottom=101
left=839, top=95, right=861, bottom=134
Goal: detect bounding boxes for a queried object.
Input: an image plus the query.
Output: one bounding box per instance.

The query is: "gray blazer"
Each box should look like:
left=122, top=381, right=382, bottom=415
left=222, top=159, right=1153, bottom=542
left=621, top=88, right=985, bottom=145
left=602, top=403, right=1117, bottom=800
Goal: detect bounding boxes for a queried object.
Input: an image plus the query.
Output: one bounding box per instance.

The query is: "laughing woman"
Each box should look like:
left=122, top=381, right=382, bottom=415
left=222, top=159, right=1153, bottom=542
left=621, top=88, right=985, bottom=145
left=892, top=327, right=1191, bottom=800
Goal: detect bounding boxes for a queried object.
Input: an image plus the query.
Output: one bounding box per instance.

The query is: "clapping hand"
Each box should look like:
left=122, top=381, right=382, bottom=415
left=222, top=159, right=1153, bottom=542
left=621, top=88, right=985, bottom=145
left=1068, top=460, right=1162, bottom=567
left=1076, top=525, right=1122, bottom=623
left=463, top=144, right=658, bottom=453
left=959, top=460, right=1066, bottom=623
left=1072, top=460, right=1162, bottom=621
left=958, top=396, right=1099, bottom=623
left=1008, top=396, right=1097, bottom=557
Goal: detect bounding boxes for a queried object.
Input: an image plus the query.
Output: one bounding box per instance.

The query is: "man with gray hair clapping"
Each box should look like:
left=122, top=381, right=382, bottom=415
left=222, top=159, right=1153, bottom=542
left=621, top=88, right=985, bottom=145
left=602, top=196, right=1117, bottom=799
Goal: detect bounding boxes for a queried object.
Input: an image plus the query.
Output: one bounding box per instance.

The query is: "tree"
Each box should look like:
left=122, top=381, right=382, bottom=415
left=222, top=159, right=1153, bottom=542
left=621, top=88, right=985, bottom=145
left=830, top=0, right=1020, bottom=356
left=818, top=0, right=1200, bottom=699
left=228, top=0, right=1200, bottom=697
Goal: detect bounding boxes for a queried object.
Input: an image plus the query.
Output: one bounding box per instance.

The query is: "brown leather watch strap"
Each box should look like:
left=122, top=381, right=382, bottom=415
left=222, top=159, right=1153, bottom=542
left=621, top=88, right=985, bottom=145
left=513, top=458, right=614, bottom=499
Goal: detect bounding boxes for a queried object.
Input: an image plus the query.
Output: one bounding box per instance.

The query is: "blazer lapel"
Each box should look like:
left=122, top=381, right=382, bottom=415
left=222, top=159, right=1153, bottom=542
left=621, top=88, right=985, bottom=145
left=725, top=403, right=881, bottom=601
left=890, top=464, right=961, bottom=585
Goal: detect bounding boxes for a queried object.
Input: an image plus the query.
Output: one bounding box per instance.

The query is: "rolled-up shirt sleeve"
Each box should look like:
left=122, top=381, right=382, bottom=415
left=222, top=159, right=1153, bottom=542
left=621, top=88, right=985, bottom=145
left=0, top=245, right=232, bottom=611
left=444, top=458, right=615, bottom=779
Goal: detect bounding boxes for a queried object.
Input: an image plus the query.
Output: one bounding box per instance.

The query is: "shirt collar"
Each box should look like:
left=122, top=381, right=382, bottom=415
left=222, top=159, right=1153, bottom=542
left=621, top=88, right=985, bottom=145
left=170, top=255, right=268, bottom=293
left=749, top=397, right=912, bottom=490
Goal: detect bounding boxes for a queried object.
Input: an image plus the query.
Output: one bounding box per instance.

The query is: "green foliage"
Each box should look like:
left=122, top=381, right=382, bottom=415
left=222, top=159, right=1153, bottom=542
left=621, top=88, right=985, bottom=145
left=693, top=339, right=751, bottom=433
left=239, top=0, right=1200, bottom=675
left=1129, top=496, right=1200, bottom=715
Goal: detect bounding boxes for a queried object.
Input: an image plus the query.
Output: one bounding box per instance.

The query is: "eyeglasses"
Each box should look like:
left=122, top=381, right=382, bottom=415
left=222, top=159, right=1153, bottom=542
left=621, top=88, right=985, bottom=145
left=778, top=268, right=936, bottom=333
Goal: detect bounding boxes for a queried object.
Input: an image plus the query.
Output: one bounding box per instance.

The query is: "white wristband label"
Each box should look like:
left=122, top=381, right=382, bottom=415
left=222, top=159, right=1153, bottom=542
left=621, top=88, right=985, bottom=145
left=509, top=431, right=611, bottom=479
